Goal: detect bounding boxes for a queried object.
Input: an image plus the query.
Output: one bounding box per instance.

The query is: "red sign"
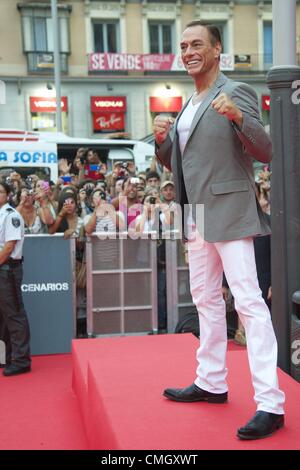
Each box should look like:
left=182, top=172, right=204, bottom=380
left=30, top=96, right=68, bottom=113
left=150, top=96, right=182, bottom=113
left=91, top=96, right=126, bottom=113
left=262, top=95, right=271, bottom=111
left=93, top=112, right=125, bottom=132
left=89, top=53, right=179, bottom=72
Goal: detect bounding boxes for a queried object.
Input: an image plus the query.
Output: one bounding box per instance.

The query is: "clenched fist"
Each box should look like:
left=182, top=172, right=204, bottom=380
left=211, top=93, right=243, bottom=128
left=153, top=115, right=175, bottom=145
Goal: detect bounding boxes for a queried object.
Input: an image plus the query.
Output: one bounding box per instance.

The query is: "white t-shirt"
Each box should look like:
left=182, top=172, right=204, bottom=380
left=177, top=96, right=202, bottom=156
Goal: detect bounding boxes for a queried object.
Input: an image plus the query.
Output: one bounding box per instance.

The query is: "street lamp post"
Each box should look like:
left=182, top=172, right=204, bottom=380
left=51, top=0, right=62, bottom=132
left=267, top=0, right=300, bottom=380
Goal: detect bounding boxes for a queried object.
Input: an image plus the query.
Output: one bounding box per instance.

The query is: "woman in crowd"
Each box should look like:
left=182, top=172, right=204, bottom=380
left=17, top=187, right=54, bottom=234
left=84, top=188, right=124, bottom=235
left=135, top=188, right=172, bottom=234
left=35, top=179, right=58, bottom=219
left=48, top=191, right=84, bottom=239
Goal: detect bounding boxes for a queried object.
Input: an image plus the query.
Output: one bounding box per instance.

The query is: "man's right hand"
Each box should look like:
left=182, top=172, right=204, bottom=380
left=153, top=115, right=174, bottom=145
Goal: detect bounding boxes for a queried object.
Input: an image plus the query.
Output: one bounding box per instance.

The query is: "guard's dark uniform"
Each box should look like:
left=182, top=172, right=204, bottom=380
left=0, top=203, right=31, bottom=369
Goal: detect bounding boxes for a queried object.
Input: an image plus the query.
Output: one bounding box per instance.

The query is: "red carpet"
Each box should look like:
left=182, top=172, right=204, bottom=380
left=0, top=354, right=87, bottom=450
left=72, top=334, right=300, bottom=450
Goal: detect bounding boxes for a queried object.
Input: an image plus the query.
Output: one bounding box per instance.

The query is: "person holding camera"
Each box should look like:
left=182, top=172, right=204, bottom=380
left=35, top=179, right=58, bottom=219
left=106, top=162, right=127, bottom=198
left=135, top=188, right=172, bottom=234
left=48, top=192, right=84, bottom=239
left=84, top=188, right=124, bottom=235
left=0, top=181, right=31, bottom=376
left=17, top=186, right=54, bottom=234
left=77, top=149, right=106, bottom=183
left=18, top=184, right=54, bottom=232
left=111, top=177, right=142, bottom=229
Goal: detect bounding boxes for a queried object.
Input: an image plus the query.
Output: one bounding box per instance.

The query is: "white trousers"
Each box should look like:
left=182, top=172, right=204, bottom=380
left=187, top=227, right=285, bottom=414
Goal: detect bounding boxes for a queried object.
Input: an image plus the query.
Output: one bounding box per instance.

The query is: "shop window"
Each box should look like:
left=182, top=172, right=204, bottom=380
left=30, top=96, right=68, bottom=134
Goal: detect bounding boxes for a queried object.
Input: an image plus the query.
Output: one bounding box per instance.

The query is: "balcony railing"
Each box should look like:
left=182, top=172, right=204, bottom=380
left=26, top=52, right=68, bottom=74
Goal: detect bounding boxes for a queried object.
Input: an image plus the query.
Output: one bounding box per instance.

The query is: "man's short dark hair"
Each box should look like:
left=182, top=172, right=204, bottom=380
left=185, top=21, right=222, bottom=48
left=146, top=170, right=160, bottom=181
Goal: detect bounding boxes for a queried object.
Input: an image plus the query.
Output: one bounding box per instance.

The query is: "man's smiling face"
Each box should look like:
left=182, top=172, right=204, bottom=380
left=180, top=25, right=221, bottom=79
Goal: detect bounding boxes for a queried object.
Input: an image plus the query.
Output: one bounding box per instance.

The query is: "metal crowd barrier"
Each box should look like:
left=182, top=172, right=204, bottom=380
left=165, top=233, right=195, bottom=333
left=86, top=232, right=158, bottom=336
left=22, top=234, right=76, bottom=354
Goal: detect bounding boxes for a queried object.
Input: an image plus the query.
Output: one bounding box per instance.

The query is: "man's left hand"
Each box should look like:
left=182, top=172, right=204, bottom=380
left=212, top=93, right=243, bottom=128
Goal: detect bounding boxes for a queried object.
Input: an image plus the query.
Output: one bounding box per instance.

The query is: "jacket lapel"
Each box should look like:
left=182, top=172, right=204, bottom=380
left=185, top=72, right=227, bottom=145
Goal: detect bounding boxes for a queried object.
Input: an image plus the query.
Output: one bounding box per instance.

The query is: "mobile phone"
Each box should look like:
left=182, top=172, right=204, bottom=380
left=64, top=198, right=73, bottom=205
left=89, top=164, right=100, bottom=172
left=149, top=196, right=156, bottom=204
left=130, top=177, right=139, bottom=185
left=41, top=181, right=50, bottom=191
left=61, top=175, right=72, bottom=183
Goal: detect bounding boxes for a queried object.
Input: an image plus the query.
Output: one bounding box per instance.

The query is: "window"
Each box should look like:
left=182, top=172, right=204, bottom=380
left=149, top=23, right=173, bottom=54
left=93, top=22, right=119, bottom=53
left=19, top=6, right=70, bottom=53
left=263, top=22, right=273, bottom=68
left=212, top=22, right=228, bottom=54
left=18, top=5, right=70, bottom=73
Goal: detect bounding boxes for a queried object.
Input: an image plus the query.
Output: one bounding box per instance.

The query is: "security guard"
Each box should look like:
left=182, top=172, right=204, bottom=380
left=0, top=181, right=31, bottom=376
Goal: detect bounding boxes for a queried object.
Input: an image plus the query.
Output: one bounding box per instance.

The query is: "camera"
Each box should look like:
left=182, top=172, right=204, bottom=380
left=25, top=176, right=34, bottom=193
left=149, top=196, right=156, bottom=205
left=41, top=181, right=50, bottom=191
left=130, top=177, right=140, bottom=185
left=25, top=176, right=33, bottom=187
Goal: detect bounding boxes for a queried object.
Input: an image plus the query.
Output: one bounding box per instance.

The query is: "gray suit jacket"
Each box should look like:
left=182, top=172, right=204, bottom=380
left=156, top=72, right=272, bottom=242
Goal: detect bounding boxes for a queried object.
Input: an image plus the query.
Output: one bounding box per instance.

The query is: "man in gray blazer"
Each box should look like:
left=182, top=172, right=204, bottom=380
left=154, top=21, right=285, bottom=440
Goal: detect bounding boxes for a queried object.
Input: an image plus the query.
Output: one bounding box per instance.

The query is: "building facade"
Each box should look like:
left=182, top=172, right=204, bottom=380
left=0, top=0, right=299, bottom=139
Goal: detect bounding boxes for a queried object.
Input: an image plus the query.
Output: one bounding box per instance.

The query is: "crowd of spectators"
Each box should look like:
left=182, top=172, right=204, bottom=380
left=0, top=147, right=177, bottom=336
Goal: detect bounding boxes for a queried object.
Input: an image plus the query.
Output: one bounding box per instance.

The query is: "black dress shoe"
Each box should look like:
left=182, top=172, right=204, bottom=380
left=3, top=363, right=31, bottom=377
left=237, top=411, right=284, bottom=440
left=0, top=361, right=11, bottom=368
left=163, top=383, right=228, bottom=403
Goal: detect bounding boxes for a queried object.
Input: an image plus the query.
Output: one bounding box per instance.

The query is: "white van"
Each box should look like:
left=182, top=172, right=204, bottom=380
left=0, top=129, right=154, bottom=182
